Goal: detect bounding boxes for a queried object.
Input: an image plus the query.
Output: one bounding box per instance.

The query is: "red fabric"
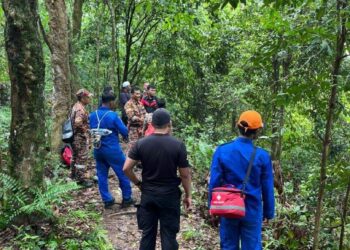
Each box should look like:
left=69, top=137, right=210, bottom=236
left=145, top=123, right=155, bottom=136
left=62, top=145, right=72, bottom=167
left=141, top=98, right=157, bottom=108
left=210, top=186, right=246, bottom=218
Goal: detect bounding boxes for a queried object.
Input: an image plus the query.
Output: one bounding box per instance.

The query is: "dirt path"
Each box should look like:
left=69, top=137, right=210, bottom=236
left=83, top=143, right=220, bottom=250
left=98, top=172, right=220, bottom=250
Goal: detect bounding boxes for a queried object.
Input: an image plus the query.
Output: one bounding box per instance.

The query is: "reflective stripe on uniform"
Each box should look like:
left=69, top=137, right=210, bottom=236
left=210, top=205, right=245, bottom=211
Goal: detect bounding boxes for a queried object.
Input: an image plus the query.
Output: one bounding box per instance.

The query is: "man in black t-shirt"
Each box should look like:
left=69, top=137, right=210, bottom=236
left=123, top=109, right=192, bottom=250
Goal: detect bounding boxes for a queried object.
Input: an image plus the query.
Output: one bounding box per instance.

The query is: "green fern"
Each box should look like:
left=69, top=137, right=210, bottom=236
left=0, top=173, right=80, bottom=229
left=19, top=181, right=79, bottom=218
left=0, top=172, right=30, bottom=228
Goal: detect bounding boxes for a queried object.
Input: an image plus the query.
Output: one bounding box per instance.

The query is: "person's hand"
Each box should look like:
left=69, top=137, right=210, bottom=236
left=210, top=215, right=219, bottom=227
left=183, top=196, right=192, bottom=211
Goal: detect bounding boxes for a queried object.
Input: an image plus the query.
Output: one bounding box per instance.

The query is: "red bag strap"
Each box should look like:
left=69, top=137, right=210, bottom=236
left=241, top=146, right=257, bottom=193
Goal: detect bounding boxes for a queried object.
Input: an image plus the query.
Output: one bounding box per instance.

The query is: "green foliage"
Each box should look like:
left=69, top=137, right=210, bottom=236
left=0, top=173, right=80, bottom=229
left=0, top=106, right=10, bottom=155
left=5, top=222, right=113, bottom=250
left=0, top=0, right=349, bottom=248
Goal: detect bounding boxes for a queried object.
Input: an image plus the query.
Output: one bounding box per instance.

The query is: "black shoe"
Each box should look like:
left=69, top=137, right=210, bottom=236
left=104, top=198, right=116, bottom=209
left=121, top=198, right=135, bottom=208
left=78, top=180, right=93, bottom=188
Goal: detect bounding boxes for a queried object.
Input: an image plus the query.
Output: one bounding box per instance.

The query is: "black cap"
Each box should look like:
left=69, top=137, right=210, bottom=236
left=152, top=108, right=171, bottom=127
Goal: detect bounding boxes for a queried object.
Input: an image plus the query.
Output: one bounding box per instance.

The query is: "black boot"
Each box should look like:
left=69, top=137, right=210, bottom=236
left=104, top=198, right=116, bottom=209
left=121, top=198, right=135, bottom=208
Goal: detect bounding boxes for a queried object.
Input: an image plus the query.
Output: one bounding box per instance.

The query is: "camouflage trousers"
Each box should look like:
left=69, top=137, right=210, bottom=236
left=71, top=134, right=92, bottom=182
left=128, top=126, right=143, bottom=151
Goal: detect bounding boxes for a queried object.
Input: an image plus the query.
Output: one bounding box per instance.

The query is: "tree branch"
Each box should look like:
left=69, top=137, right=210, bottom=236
left=38, top=15, right=53, bottom=54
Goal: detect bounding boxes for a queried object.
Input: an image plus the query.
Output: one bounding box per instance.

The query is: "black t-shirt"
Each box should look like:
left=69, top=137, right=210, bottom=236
left=128, top=134, right=189, bottom=194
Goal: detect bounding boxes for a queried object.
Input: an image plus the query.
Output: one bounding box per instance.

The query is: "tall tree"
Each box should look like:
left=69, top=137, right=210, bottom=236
left=45, top=0, right=71, bottom=152
left=69, top=0, right=84, bottom=97
left=122, top=0, right=160, bottom=84
left=72, top=0, right=84, bottom=39
left=2, top=0, right=45, bottom=187
left=107, top=0, right=117, bottom=87
left=312, top=0, right=348, bottom=249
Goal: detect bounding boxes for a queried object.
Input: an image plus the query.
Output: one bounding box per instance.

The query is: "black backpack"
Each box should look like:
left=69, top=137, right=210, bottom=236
left=62, top=111, right=75, bottom=143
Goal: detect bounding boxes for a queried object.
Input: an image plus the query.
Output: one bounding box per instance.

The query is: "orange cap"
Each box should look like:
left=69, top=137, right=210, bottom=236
left=237, top=110, right=263, bottom=130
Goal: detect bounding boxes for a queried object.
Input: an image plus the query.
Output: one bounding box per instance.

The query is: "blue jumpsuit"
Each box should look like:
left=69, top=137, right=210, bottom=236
left=209, top=137, right=275, bottom=250
left=90, top=107, right=132, bottom=203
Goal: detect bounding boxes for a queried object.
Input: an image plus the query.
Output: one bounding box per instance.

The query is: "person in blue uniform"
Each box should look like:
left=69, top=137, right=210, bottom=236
left=209, top=110, right=275, bottom=250
left=90, top=91, right=133, bottom=209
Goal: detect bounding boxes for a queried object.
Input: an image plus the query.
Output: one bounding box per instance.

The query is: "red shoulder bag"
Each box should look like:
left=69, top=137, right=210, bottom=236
left=209, top=146, right=257, bottom=219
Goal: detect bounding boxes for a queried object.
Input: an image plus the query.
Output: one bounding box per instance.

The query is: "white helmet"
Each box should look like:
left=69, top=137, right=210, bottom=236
left=122, top=81, right=130, bottom=88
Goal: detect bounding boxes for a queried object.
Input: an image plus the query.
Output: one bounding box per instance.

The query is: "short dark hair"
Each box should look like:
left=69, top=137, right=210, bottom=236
left=238, top=121, right=258, bottom=137
left=103, top=86, right=113, bottom=93
left=153, top=123, right=169, bottom=130
left=147, top=85, right=156, bottom=90
left=131, top=87, right=141, bottom=94
left=102, top=92, right=116, bottom=103
left=157, top=98, right=166, bottom=108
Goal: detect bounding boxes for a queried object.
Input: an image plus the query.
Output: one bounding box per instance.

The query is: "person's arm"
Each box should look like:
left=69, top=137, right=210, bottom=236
left=73, top=109, right=87, bottom=132
left=120, top=93, right=128, bottom=107
left=123, top=141, right=142, bottom=186
left=113, top=113, right=128, bottom=138
left=140, top=98, right=147, bottom=107
left=125, top=102, right=140, bottom=122
left=208, top=147, right=223, bottom=207
left=123, top=157, right=141, bottom=185
left=261, top=153, right=275, bottom=220
left=177, top=142, right=192, bottom=210
left=179, top=167, right=192, bottom=210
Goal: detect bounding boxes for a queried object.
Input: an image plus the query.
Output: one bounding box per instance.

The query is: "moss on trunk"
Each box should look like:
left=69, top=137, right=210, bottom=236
left=2, top=0, right=45, bottom=188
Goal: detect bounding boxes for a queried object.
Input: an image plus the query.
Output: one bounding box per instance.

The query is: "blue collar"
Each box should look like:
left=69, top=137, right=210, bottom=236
left=236, top=137, right=254, bottom=144
left=98, top=106, right=111, bottom=111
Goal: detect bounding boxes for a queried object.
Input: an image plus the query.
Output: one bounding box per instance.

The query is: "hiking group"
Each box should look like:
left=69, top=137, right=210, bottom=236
left=63, top=81, right=275, bottom=250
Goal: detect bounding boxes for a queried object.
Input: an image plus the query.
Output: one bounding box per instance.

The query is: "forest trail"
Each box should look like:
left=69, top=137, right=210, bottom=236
left=74, top=171, right=220, bottom=250
left=69, top=143, right=220, bottom=250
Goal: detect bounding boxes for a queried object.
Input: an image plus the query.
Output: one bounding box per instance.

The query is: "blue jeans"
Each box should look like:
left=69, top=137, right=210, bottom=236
left=220, top=218, right=262, bottom=250
left=94, top=149, right=132, bottom=202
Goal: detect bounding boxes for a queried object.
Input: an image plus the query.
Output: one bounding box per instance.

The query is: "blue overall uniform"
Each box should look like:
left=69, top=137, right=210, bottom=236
left=209, top=137, right=275, bottom=250
left=90, top=107, right=132, bottom=203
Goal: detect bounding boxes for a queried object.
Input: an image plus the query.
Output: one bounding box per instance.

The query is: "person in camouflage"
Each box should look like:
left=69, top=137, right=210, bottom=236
left=71, top=88, right=94, bottom=188
left=125, top=87, right=146, bottom=151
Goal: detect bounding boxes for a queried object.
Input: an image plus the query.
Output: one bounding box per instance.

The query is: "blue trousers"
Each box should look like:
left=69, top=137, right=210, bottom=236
left=220, top=218, right=262, bottom=250
left=94, top=149, right=132, bottom=202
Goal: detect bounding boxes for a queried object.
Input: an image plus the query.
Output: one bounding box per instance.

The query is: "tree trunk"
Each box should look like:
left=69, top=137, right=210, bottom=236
left=270, top=56, right=285, bottom=203
left=312, top=1, right=348, bottom=249
left=107, top=0, right=117, bottom=87
left=72, top=0, right=84, bottom=39
left=339, top=181, right=350, bottom=250
left=123, top=0, right=135, bottom=82
left=69, top=0, right=84, bottom=98
left=271, top=56, right=280, bottom=161
left=45, top=0, right=71, bottom=153
left=2, top=0, right=46, bottom=188
left=95, top=12, right=101, bottom=100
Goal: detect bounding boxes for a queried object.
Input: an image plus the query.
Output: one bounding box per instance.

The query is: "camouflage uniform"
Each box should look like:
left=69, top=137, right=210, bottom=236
left=125, top=98, right=146, bottom=150
left=71, top=101, right=91, bottom=182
